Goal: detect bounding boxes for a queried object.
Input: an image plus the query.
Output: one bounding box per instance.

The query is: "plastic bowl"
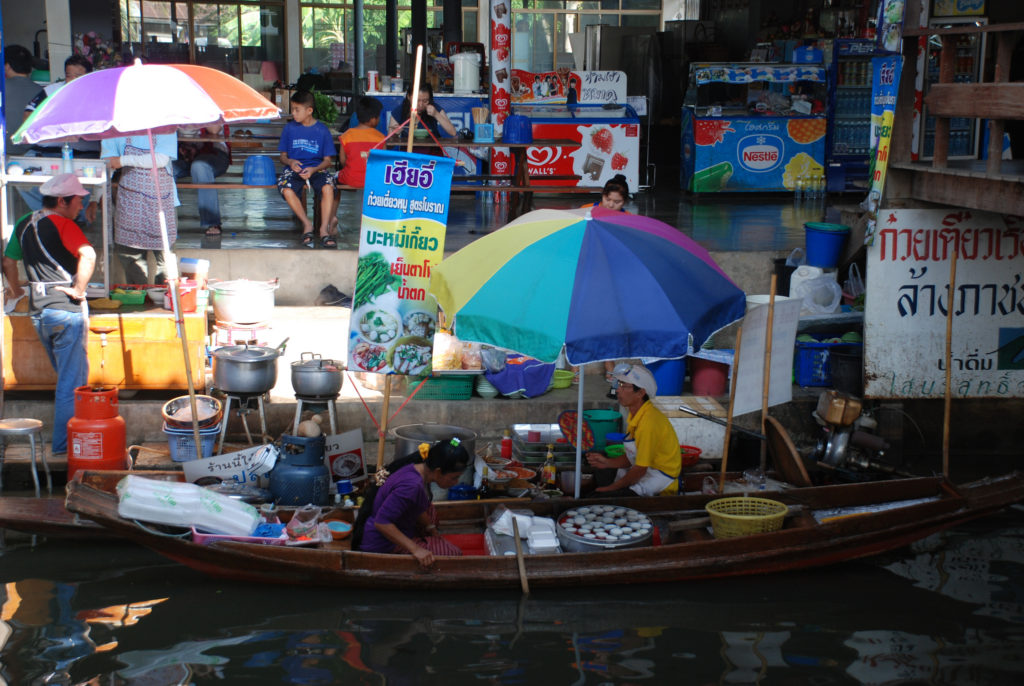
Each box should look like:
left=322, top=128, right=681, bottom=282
left=324, top=519, right=352, bottom=540
left=162, top=395, right=223, bottom=430
left=147, top=287, right=168, bottom=305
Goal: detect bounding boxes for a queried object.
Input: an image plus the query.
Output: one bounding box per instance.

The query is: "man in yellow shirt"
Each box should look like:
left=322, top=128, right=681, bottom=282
left=587, top=364, right=682, bottom=496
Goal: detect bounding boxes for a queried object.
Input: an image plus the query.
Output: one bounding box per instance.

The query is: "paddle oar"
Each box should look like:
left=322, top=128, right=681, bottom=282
left=511, top=517, right=530, bottom=594
left=719, top=326, right=743, bottom=493
left=942, top=246, right=958, bottom=478
left=678, top=402, right=764, bottom=440
left=759, top=275, right=778, bottom=474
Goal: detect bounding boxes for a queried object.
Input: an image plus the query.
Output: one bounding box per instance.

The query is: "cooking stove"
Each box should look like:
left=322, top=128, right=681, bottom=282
left=292, top=392, right=339, bottom=436
left=216, top=390, right=271, bottom=454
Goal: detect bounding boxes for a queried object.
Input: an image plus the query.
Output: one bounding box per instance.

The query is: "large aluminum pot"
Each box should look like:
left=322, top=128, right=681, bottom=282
left=209, top=278, right=279, bottom=324
left=392, top=423, right=477, bottom=461
left=291, top=353, right=344, bottom=397
left=212, top=342, right=285, bottom=395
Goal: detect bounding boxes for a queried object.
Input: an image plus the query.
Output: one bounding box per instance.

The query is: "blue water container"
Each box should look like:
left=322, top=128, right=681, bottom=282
left=647, top=359, right=686, bottom=396
left=243, top=155, right=277, bottom=186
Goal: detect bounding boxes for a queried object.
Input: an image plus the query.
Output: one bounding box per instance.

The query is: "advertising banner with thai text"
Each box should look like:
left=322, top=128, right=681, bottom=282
left=864, top=55, right=903, bottom=244
left=865, top=209, right=1024, bottom=398
left=348, top=150, right=453, bottom=376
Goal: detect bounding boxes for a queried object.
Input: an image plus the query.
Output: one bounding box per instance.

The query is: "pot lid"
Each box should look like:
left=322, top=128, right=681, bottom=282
left=292, top=358, right=343, bottom=370
left=213, top=345, right=279, bottom=362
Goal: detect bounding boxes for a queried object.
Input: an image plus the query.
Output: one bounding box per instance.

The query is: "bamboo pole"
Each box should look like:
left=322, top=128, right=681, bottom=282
left=718, top=326, right=743, bottom=494
left=759, top=275, right=778, bottom=473
left=942, top=247, right=959, bottom=478
left=407, top=45, right=424, bottom=154
left=511, top=517, right=530, bottom=594
left=375, top=375, right=394, bottom=473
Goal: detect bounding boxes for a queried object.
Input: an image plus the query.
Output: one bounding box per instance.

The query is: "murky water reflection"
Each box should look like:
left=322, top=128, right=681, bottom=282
left=2, top=506, right=1022, bottom=685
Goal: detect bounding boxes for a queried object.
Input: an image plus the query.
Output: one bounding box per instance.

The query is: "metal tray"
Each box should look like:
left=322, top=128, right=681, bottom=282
left=555, top=505, right=653, bottom=552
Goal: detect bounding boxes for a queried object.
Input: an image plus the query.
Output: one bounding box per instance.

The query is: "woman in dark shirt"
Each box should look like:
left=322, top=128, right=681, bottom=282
left=388, top=82, right=457, bottom=139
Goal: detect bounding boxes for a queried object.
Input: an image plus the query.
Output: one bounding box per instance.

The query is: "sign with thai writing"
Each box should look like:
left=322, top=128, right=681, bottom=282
left=182, top=444, right=277, bottom=484
left=510, top=70, right=626, bottom=104
left=325, top=428, right=366, bottom=482
left=865, top=209, right=1024, bottom=398
left=348, top=150, right=454, bottom=376
left=864, top=55, right=902, bottom=244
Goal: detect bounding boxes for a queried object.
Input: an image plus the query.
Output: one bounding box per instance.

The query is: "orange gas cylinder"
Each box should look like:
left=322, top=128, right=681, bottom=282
left=67, top=385, right=127, bottom=480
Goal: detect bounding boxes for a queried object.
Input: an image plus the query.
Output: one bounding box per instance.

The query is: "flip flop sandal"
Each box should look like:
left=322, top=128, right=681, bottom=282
left=301, top=232, right=315, bottom=248
left=320, top=235, right=337, bottom=248
left=204, top=225, right=222, bottom=236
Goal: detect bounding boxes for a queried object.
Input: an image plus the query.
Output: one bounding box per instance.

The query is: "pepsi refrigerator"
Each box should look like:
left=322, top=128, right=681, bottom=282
left=913, top=16, right=987, bottom=161
left=680, top=63, right=828, bottom=193
left=824, top=39, right=888, bottom=192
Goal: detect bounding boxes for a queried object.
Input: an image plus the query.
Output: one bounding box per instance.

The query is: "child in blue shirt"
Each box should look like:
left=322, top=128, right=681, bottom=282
left=277, top=90, right=337, bottom=248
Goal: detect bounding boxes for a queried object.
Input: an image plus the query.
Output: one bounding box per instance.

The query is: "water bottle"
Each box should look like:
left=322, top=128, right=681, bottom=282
left=795, top=175, right=805, bottom=202
left=61, top=143, right=74, bottom=174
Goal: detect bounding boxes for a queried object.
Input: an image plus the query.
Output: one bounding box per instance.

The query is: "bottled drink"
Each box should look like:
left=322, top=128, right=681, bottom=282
left=542, top=445, right=557, bottom=489
left=478, top=465, right=490, bottom=500
left=500, top=429, right=513, bottom=459
left=795, top=175, right=806, bottom=201
left=61, top=143, right=74, bottom=174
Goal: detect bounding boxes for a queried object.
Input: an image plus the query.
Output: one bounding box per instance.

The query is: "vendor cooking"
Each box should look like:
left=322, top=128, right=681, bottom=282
left=586, top=364, right=682, bottom=497
left=353, top=437, right=470, bottom=568
left=2, top=173, right=96, bottom=455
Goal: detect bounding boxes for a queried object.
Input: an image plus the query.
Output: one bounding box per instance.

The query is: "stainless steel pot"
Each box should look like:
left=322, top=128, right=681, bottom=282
left=209, top=278, right=279, bottom=324
left=212, top=341, right=286, bottom=395
left=392, top=423, right=477, bottom=461
left=291, top=353, right=344, bottom=397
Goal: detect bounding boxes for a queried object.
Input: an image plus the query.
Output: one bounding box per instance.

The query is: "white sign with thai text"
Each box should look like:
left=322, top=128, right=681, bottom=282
left=182, top=444, right=278, bottom=485
left=865, top=209, right=1024, bottom=398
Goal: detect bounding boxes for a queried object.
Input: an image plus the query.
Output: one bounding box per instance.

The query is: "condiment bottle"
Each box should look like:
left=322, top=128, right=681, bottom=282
left=542, top=444, right=557, bottom=488
left=477, top=465, right=490, bottom=500
left=500, top=429, right=513, bottom=459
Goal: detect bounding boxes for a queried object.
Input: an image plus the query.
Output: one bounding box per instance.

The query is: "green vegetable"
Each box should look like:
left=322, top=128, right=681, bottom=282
left=354, top=252, right=402, bottom=309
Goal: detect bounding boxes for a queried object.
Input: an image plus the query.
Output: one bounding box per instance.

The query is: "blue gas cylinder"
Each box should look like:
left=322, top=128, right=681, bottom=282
left=270, top=434, right=331, bottom=506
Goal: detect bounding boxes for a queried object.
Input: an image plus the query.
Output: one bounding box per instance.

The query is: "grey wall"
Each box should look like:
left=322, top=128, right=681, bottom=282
left=1, top=1, right=47, bottom=58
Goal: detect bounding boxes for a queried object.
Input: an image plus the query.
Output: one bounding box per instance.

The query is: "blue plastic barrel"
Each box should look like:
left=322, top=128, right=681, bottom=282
left=243, top=155, right=277, bottom=186
left=647, top=359, right=686, bottom=396
left=804, top=222, right=850, bottom=268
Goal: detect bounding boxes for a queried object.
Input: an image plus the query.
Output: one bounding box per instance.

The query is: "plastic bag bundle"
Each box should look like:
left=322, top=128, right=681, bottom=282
left=432, top=330, right=463, bottom=370
left=792, top=275, right=842, bottom=315
left=117, top=475, right=260, bottom=536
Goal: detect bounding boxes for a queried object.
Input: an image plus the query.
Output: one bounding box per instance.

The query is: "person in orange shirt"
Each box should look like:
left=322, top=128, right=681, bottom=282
left=337, top=97, right=385, bottom=189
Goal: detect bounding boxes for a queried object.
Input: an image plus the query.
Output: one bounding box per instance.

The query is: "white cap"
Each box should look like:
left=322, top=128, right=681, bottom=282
left=40, top=173, right=89, bottom=197
left=612, top=364, right=657, bottom=399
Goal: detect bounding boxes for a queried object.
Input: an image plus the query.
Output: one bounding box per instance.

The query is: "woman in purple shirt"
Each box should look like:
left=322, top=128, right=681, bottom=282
left=354, top=437, right=469, bottom=568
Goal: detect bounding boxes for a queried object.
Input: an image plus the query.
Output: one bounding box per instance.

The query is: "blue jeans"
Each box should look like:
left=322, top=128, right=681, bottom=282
left=31, top=307, right=89, bottom=453
left=173, top=152, right=229, bottom=228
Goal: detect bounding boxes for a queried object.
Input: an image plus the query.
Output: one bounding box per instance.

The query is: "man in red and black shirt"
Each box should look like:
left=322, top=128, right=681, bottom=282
left=3, top=174, right=96, bottom=454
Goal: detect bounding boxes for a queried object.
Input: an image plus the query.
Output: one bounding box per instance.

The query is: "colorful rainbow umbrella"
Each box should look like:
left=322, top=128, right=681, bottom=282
left=11, top=60, right=279, bottom=144
left=430, top=207, right=747, bottom=365
left=430, top=207, right=746, bottom=497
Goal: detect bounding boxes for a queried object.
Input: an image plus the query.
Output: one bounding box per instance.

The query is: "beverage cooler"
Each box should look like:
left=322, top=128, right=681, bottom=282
left=681, top=63, right=828, bottom=193
left=513, top=103, right=641, bottom=191
left=825, top=39, right=885, bottom=192
left=914, top=17, right=987, bottom=160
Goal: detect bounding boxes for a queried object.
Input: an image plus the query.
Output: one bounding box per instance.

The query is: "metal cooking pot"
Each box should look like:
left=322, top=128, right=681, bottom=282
left=291, top=353, right=344, bottom=397
left=212, top=339, right=288, bottom=395
left=392, top=423, right=477, bottom=461
left=209, top=278, right=279, bottom=324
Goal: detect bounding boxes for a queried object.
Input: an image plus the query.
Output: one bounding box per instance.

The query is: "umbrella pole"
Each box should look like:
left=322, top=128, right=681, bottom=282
left=146, top=130, right=202, bottom=461
left=719, top=326, right=743, bottom=494
left=575, top=364, right=584, bottom=499
left=759, top=275, right=778, bottom=474
left=375, top=375, right=394, bottom=474
left=942, top=246, right=959, bottom=479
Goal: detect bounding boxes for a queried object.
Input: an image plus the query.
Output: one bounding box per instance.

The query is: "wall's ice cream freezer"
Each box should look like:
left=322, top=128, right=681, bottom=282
left=513, top=103, right=640, bottom=191
left=680, top=63, right=828, bottom=193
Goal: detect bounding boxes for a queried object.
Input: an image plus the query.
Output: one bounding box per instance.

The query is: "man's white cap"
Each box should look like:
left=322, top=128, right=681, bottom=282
left=40, top=173, right=89, bottom=197
left=612, top=364, right=657, bottom=399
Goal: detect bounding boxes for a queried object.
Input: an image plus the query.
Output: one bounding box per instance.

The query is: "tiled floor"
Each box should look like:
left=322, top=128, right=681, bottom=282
left=170, top=184, right=845, bottom=254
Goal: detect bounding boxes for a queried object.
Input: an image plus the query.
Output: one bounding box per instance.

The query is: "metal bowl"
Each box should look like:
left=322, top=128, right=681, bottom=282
left=555, top=505, right=654, bottom=552
left=161, top=395, right=223, bottom=430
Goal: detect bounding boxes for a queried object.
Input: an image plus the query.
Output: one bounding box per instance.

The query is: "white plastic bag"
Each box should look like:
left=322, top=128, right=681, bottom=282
left=845, top=263, right=865, bottom=297
left=792, top=275, right=842, bottom=315
left=785, top=247, right=806, bottom=267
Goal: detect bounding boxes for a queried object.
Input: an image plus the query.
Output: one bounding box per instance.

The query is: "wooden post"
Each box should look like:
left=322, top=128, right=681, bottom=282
left=759, top=275, right=777, bottom=473
left=719, top=326, right=743, bottom=494
left=375, top=375, right=394, bottom=473
left=942, top=246, right=959, bottom=479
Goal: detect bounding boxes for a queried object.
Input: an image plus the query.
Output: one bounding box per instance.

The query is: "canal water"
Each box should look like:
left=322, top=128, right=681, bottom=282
left=2, top=505, right=1022, bottom=685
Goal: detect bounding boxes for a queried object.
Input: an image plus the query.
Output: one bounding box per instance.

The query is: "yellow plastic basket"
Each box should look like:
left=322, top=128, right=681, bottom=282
left=705, top=497, right=787, bottom=539
left=551, top=369, right=575, bottom=389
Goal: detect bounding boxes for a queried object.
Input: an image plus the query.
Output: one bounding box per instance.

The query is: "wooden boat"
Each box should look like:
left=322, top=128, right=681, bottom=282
left=64, top=469, right=1024, bottom=590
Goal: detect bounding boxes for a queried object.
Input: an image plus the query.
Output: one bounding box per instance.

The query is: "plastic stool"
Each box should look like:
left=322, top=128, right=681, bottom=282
left=0, top=418, right=52, bottom=496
